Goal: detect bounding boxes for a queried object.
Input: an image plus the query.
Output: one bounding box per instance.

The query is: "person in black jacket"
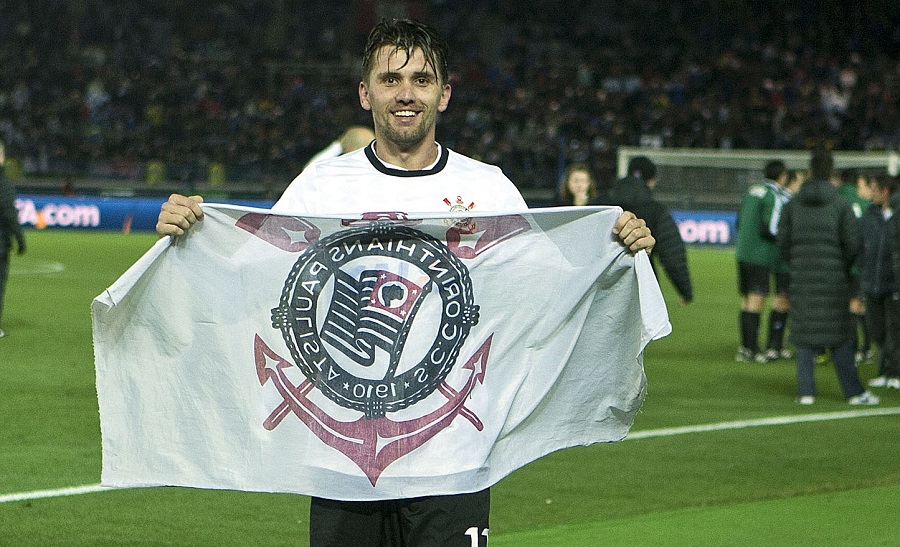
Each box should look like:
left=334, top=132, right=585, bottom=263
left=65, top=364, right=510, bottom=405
left=891, top=186, right=900, bottom=348
left=602, top=156, right=693, bottom=305
left=0, top=159, right=27, bottom=338
left=860, top=175, right=900, bottom=389
left=777, top=147, right=878, bottom=405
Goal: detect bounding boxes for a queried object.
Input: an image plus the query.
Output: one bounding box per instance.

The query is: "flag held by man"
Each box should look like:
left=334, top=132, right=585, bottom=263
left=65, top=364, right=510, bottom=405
left=92, top=204, right=670, bottom=501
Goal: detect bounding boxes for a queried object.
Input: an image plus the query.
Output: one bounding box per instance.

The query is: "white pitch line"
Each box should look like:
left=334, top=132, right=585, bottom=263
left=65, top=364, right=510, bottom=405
left=2, top=407, right=899, bottom=504
left=625, top=406, right=900, bottom=440
left=0, top=484, right=112, bottom=504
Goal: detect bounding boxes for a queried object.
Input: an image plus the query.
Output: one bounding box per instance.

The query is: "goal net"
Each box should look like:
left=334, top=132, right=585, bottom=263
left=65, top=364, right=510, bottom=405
left=617, top=147, right=900, bottom=211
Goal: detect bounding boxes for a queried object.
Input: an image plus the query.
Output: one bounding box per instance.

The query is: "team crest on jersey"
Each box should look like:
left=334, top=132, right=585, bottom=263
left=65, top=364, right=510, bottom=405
left=443, top=196, right=476, bottom=230
left=256, top=220, right=492, bottom=485
left=444, top=195, right=475, bottom=213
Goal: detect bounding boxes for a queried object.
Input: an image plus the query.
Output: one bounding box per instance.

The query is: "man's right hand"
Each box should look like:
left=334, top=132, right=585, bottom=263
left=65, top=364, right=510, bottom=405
left=156, top=194, right=204, bottom=236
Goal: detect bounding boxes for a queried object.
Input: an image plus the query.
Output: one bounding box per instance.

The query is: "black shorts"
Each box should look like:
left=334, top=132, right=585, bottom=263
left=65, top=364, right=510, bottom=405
left=738, top=262, right=790, bottom=296
left=309, top=488, right=490, bottom=547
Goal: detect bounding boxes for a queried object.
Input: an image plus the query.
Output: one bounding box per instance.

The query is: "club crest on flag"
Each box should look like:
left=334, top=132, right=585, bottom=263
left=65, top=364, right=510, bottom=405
left=262, top=221, right=489, bottom=484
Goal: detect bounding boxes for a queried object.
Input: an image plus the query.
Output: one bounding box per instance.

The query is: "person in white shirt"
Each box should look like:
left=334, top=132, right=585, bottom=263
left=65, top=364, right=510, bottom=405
left=156, top=18, right=654, bottom=547
left=302, top=125, right=376, bottom=169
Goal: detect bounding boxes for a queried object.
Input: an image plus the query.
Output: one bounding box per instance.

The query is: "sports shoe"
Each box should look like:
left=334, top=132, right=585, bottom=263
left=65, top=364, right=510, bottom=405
left=796, top=396, right=815, bottom=405
left=868, top=376, right=888, bottom=388
left=0, top=329, right=5, bottom=338
left=848, top=391, right=880, bottom=405
left=855, top=351, right=864, bottom=365
left=763, top=349, right=780, bottom=361
left=887, top=378, right=900, bottom=390
left=754, top=352, right=769, bottom=363
left=779, top=349, right=793, bottom=359
left=735, top=347, right=754, bottom=362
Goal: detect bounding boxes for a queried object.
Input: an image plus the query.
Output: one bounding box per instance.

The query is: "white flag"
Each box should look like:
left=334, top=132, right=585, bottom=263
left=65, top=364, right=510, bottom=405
left=92, top=204, right=670, bottom=501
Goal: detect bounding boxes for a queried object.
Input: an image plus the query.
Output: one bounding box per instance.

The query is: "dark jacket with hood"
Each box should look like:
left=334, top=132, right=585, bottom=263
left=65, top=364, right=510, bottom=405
left=857, top=200, right=897, bottom=296
left=778, top=178, right=860, bottom=346
left=891, top=191, right=900, bottom=294
left=600, top=176, right=693, bottom=303
left=0, top=166, right=26, bottom=257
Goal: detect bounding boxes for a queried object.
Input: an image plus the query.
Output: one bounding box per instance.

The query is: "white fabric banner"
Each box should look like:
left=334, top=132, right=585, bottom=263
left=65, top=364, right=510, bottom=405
left=92, top=204, right=670, bottom=501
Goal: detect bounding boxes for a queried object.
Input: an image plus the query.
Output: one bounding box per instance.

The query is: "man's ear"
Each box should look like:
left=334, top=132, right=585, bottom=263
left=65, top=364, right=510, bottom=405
left=437, top=84, right=451, bottom=113
left=359, top=81, right=372, bottom=111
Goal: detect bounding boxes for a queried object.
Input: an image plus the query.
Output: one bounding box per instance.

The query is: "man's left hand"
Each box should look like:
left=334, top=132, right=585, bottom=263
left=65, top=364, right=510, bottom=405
left=614, top=211, right=655, bottom=254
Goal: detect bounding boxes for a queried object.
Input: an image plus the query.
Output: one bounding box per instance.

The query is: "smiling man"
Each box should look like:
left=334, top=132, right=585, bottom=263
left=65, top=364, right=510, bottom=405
left=359, top=37, right=450, bottom=158
left=155, top=19, right=655, bottom=547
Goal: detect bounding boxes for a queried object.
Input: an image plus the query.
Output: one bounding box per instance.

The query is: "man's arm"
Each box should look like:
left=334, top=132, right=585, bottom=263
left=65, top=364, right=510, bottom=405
left=652, top=208, right=692, bottom=303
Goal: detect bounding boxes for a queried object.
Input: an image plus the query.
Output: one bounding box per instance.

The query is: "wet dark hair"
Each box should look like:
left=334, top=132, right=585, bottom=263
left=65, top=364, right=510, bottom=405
left=764, top=160, right=786, bottom=181
left=871, top=173, right=898, bottom=195
left=362, top=19, right=450, bottom=86
left=809, top=146, right=833, bottom=180
left=627, top=156, right=657, bottom=180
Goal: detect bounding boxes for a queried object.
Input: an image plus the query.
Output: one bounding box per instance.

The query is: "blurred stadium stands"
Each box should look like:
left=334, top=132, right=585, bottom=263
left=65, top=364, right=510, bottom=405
left=0, top=0, right=897, bottom=205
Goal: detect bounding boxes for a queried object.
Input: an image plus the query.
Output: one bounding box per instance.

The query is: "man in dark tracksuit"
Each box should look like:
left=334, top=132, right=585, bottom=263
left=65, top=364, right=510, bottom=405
left=602, top=156, right=693, bottom=306
left=0, top=163, right=27, bottom=337
left=861, top=175, right=900, bottom=388
left=777, top=148, right=877, bottom=405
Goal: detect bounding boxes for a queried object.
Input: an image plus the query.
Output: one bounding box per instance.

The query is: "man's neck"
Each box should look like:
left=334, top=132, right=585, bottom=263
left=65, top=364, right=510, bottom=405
left=373, top=139, right=439, bottom=170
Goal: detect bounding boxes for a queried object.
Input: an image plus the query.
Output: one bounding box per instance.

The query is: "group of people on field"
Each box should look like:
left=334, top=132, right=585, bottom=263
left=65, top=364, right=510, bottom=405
left=735, top=149, right=900, bottom=406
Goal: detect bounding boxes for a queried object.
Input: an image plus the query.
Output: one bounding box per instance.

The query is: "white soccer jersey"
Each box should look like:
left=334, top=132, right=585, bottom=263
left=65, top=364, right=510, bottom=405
left=272, top=143, right=528, bottom=215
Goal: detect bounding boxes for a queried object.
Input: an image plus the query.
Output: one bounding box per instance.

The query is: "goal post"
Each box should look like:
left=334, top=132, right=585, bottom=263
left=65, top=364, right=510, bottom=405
left=617, top=147, right=900, bottom=211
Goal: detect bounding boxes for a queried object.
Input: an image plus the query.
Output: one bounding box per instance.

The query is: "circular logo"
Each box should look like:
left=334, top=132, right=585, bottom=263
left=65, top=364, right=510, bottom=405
left=271, top=223, right=479, bottom=417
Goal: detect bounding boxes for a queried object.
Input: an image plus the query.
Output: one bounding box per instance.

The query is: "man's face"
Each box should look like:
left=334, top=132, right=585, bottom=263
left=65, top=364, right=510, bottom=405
left=359, top=45, right=451, bottom=148
left=870, top=183, right=889, bottom=207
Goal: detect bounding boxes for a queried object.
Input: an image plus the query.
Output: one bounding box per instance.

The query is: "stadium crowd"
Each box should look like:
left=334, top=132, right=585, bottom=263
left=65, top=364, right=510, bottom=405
left=0, top=0, right=897, bottom=194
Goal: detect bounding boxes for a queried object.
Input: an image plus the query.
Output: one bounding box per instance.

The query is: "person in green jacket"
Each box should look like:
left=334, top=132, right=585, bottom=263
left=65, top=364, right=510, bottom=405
left=734, top=160, right=793, bottom=362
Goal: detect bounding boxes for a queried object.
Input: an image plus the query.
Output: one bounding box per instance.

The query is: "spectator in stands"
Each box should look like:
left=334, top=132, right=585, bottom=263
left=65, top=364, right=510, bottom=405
left=1, top=2, right=898, bottom=196
left=859, top=175, right=899, bottom=389
left=0, top=154, right=27, bottom=338
left=734, top=160, right=792, bottom=362
left=778, top=147, right=877, bottom=406
left=603, top=156, right=693, bottom=306
left=555, top=163, right=598, bottom=206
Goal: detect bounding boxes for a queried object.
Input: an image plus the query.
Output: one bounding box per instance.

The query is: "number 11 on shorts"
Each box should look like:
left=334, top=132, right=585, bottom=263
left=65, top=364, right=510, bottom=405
left=465, top=527, right=489, bottom=546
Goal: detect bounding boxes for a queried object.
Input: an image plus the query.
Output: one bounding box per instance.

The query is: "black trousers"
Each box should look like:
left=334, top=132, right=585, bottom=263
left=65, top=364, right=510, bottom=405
left=0, top=251, right=9, bottom=327
left=866, top=293, right=900, bottom=377
left=309, top=488, right=490, bottom=547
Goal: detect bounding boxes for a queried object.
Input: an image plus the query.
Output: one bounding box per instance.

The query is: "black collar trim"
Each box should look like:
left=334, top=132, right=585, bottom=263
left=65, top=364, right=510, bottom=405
left=364, top=143, right=449, bottom=177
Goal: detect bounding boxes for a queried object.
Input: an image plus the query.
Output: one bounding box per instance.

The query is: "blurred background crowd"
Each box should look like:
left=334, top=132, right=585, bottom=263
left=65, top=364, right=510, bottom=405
left=0, top=0, right=897, bottom=196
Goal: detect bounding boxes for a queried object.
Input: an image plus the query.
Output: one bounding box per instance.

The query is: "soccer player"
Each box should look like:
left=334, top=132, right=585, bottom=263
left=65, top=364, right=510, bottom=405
left=302, top=125, right=375, bottom=168
left=157, top=19, right=655, bottom=547
left=734, top=160, right=792, bottom=362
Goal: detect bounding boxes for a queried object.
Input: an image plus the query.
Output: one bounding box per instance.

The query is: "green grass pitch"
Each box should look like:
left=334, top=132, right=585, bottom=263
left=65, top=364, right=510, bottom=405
left=1, top=229, right=898, bottom=545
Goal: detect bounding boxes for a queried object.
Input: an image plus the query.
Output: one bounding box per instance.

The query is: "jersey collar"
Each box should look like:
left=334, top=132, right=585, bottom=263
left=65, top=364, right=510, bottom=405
left=364, top=142, right=449, bottom=177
